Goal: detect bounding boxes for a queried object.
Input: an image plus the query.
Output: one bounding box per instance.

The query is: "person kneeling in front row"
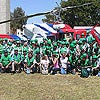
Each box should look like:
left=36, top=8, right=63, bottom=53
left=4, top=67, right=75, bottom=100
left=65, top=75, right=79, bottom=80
left=24, top=51, right=36, bottom=74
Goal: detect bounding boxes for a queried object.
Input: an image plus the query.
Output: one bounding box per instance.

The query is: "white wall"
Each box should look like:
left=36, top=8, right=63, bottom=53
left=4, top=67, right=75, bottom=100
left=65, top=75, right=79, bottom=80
left=0, top=0, right=10, bottom=34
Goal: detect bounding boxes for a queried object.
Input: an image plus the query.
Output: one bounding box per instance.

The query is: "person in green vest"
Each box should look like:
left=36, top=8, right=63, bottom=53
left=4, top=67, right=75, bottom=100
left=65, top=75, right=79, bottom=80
left=46, top=39, right=53, bottom=57
left=24, top=51, right=36, bottom=74
left=81, top=38, right=89, bottom=53
left=59, top=41, right=68, bottom=59
left=93, top=42, right=99, bottom=56
left=44, top=46, right=52, bottom=57
left=87, top=42, right=94, bottom=60
left=69, top=43, right=76, bottom=55
left=7, top=42, right=13, bottom=55
left=30, top=40, right=40, bottom=56
left=3, top=38, right=8, bottom=49
left=52, top=42, right=59, bottom=53
left=86, top=32, right=94, bottom=43
left=79, top=33, right=86, bottom=42
left=11, top=48, right=22, bottom=74
left=65, top=41, right=70, bottom=55
left=78, top=53, right=92, bottom=76
left=76, top=41, right=82, bottom=58
left=34, top=39, right=38, bottom=45
left=29, top=41, right=35, bottom=51
left=21, top=48, right=28, bottom=71
left=78, top=53, right=89, bottom=67
left=14, top=41, right=23, bottom=55
left=34, top=48, right=41, bottom=73
left=39, top=41, right=45, bottom=56
left=90, top=55, right=99, bottom=76
left=90, top=55, right=98, bottom=67
left=0, top=39, right=3, bottom=55
left=68, top=51, right=78, bottom=74
left=60, top=41, right=66, bottom=49
left=43, top=38, right=48, bottom=46
left=21, top=42, right=29, bottom=54
left=0, top=50, right=12, bottom=73
left=57, top=40, right=62, bottom=55
left=0, top=50, right=2, bottom=59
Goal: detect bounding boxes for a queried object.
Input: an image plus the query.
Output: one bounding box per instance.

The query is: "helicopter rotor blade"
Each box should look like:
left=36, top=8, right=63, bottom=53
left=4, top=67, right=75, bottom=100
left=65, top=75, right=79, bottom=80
left=62, top=2, right=93, bottom=11
left=0, top=2, right=94, bottom=24
left=0, top=11, right=50, bottom=24
left=0, top=19, right=12, bottom=24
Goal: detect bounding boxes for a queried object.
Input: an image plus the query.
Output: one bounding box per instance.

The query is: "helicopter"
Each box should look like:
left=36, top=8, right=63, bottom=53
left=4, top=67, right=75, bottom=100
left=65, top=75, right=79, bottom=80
left=0, top=1, right=93, bottom=24
left=1, top=1, right=99, bottom=44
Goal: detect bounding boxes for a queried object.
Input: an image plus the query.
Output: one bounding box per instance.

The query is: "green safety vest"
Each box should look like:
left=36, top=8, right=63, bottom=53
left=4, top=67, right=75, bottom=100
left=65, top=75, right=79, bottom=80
left=0, top=55, right=11, bottom=66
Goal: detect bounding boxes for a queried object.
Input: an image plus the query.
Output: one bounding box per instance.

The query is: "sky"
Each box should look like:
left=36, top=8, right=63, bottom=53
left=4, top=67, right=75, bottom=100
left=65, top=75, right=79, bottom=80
left=10, top=0, right=61, bottom=24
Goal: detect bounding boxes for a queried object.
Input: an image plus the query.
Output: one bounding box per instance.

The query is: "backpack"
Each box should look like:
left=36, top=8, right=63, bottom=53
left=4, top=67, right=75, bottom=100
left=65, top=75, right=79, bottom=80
left=81, top=68, right=89, bottom=78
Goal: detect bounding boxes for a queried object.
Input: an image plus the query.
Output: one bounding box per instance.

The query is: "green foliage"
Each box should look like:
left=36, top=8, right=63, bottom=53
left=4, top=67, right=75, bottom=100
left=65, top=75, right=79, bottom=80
left=42, top=0, right=100, bottom=28
left=42, top=14, right=55, bottom=23
left=10, top=7, right=27, bottom=33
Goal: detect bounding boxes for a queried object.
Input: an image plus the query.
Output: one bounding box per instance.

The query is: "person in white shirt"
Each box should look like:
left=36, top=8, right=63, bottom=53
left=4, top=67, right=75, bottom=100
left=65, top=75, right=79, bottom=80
left=41, top=55, right=49, bottom=75
left=60, top=50, right=68, bottom=74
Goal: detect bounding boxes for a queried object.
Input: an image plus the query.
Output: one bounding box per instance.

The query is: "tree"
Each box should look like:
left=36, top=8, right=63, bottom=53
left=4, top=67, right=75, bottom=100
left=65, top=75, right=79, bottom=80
left=10, top=7, right=27, bottom=33
left=42, top=14, right=55, bottom=23
left=42, top=7, right=59, bottom=23
left=42, top=0, right=100, bottom=28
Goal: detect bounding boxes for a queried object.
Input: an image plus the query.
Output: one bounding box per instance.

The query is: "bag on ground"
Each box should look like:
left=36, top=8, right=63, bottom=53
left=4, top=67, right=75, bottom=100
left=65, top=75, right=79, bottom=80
left=81, top=68, right=89, bottom=78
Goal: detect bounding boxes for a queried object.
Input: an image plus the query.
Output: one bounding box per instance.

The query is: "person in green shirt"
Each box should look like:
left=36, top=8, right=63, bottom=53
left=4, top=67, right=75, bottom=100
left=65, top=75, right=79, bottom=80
left=68, top=52, right=78, bottom=74
left=69, top=43, right=76, bottom=55
left=43, top=38, right=48, bottom=46
left=11, top=48, right=22, bottom=74
left=79, top=33, right=86, bottom=42
left=21, top=48, right=28, bottom=71
left=87, top=42, right=93, bottom=59
left=39, top=42, right=45, bottom=56
left=14, top=41, right=23, bottom=55
left=0, top=50, right=12, bottom=73
left=24, top=51, right=36, bottom=74
left=90, top=55, right=99, bottom=76
left=86, top=32, right=94, bottom=43
left=79, top=53, right=89, bottom=67
left=22, top=42, right=29, bottom=55
left=3, top=38, right=8, bottom=50
left=0, top=39, right=3, bottom=55
left=35, top=49, right=41, bottom=73
left=44, top=46, right=52, bottom=57
left=7, top=42, right=13, bottom=55
left=29, top=41, right=35, bottom=51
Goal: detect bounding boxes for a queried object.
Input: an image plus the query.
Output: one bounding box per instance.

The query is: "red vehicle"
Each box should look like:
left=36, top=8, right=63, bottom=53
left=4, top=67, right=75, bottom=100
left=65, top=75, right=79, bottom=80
left=90, top=24, right=100, bottom=45
left=72, top=29, right=86, bottom=40
left=59, top=24, right=100, bottom=45
left=59, top=24, right=87, bottom=40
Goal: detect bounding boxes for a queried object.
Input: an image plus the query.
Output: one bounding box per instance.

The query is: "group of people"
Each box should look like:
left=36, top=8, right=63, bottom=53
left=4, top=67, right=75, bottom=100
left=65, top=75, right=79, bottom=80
left=0, top=32, right=100, bottom=76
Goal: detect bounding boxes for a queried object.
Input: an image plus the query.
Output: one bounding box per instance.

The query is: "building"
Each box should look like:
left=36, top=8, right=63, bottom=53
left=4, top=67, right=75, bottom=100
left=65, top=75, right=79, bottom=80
left=0, top=0, right=10, bottom=34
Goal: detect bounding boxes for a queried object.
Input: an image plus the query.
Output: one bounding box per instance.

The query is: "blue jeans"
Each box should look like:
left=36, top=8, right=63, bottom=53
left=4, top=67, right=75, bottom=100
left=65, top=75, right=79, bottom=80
left=61, top=68, right=67, bottom=74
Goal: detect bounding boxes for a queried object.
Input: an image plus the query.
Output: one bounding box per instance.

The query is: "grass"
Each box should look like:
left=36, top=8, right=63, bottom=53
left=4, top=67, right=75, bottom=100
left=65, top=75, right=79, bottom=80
left=0, top=72, right=100, bottom=100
